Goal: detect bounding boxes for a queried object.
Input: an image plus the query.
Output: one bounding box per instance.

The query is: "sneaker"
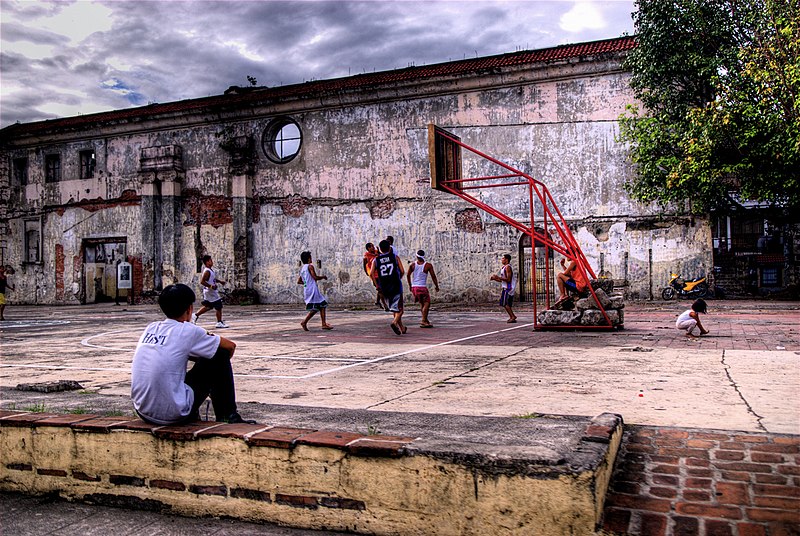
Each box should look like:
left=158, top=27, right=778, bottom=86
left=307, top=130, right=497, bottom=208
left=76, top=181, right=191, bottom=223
left=220, top=412, right=256, bottom=424
left=191, top=313, right=198, bottom=324
left=215, top=321, right=229, bottom=329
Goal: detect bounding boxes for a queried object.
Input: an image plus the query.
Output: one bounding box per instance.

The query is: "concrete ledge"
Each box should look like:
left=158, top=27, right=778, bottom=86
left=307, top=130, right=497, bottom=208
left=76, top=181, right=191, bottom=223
left=0, top=408, right=623, bottom=535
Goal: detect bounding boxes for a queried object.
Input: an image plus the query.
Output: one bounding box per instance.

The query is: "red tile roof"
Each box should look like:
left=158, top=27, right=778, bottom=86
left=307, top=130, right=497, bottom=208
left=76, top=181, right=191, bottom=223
left=1, top=36, right=635, bottom=137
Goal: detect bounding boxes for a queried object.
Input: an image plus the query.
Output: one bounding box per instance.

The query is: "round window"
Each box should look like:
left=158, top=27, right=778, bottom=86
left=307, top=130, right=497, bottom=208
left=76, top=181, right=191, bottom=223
left=262, top=118, right=302, bottom=163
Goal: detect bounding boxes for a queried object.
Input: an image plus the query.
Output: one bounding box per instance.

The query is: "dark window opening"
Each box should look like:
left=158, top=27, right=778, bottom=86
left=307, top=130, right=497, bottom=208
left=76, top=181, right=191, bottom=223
left=12, top=157, right=28, bottom=186
left=80, top=149, right=96, bottom=179
left=45, top=154, right=61, bottom=183
left=24, top=218, right=42, bottom=263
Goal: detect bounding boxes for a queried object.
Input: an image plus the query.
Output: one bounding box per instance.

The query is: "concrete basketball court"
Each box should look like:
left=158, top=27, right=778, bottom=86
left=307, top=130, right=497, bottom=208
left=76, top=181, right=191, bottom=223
left=1, top=300, right=798, bottom=434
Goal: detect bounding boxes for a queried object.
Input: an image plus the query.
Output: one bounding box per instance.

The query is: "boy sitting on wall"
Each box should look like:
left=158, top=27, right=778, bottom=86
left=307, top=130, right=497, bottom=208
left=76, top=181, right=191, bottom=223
left=131, top=283, right=255, bottom=425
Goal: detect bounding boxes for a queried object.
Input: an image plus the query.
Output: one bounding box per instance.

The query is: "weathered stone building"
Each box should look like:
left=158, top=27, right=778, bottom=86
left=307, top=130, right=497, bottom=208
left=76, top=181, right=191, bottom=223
left=0, top=36, right=720, bottom=306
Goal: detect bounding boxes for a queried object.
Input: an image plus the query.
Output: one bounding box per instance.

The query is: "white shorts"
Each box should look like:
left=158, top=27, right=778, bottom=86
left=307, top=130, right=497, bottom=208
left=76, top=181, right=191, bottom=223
left=676, top=318, right=698, bottom=333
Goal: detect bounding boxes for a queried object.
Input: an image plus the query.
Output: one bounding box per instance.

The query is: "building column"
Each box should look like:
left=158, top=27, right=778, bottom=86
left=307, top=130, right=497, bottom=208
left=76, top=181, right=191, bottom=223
left=139, top=146, right=184, bottom=291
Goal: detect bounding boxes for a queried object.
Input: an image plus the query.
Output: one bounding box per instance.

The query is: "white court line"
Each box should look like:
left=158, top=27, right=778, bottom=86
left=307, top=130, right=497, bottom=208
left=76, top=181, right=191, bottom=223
left=238, top=322, right=535, bottom=380
left=6, top=322, right=534, bottom=380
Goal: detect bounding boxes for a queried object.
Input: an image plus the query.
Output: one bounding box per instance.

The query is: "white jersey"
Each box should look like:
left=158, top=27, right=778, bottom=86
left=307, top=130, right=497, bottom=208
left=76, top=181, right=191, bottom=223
left=131, top=319, right=220, bottom=424
left=201, top=266, right=220, bottom=302
left=498, top=265, right=516, bottom=292
left=410, top=262, right=429, bottom=288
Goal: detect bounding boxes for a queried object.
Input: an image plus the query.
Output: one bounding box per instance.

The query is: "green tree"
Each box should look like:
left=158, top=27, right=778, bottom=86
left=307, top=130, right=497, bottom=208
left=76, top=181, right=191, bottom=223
left=619, top=0, right=799, bottom=213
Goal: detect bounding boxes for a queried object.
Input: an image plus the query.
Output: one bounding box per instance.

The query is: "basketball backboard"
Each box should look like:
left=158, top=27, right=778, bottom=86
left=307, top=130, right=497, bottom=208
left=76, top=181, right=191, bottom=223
left=428, top=124, right=462, bottom=192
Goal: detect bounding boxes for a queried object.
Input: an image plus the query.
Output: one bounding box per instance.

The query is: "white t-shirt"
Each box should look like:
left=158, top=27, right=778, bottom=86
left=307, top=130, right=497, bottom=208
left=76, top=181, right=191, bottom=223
left=131, top=319, right=220, bottom=424
left=201, top=266, right=220, bottom=302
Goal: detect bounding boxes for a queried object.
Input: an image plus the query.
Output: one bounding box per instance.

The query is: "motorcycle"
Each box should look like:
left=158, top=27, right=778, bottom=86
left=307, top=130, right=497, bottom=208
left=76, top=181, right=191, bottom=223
left=661, top=273, right=708, bottom=300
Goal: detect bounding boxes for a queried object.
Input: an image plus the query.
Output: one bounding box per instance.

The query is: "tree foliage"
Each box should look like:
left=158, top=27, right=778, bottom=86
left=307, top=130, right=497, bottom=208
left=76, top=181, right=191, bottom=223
left=619, top=0, right=800, bottom=214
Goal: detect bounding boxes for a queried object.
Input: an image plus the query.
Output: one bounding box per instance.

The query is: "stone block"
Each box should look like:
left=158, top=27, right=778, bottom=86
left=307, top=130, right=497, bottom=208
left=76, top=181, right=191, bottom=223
left=576, top=288, right=613, bottom=310
left=591, top=278, right=615, bottom=294
left=610, top=295, right=625, bottom=309
left=581, top=309, right=620, bottom=326
left=537, top=310, right=582, bottom=325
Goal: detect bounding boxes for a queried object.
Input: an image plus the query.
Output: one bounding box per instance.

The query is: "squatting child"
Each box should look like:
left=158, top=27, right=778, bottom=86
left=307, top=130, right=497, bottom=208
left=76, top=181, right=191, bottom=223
left=675, top=299, right=710, bottom=338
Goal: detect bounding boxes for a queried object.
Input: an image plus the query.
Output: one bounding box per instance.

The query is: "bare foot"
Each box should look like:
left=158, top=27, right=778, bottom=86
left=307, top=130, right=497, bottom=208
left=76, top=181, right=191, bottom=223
left=300, top=321, right=309, bottom=331
left=322, top=324, right=333, bottom=330
left=401, top=325, right=407, bottom=334
left=685, top=332, right=698, bottom=338
left=700, top=329, right=709, bottom=335
left=507, top=318, right=517, bottom=323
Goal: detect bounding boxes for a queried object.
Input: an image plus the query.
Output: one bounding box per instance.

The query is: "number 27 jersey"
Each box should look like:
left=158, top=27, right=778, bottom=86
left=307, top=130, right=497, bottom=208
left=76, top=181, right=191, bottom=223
left=375, top=252, right=402, bottom=296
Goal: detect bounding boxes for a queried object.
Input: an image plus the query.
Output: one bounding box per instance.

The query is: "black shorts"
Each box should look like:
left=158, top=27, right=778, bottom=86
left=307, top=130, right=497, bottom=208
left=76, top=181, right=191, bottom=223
left=201, top=299, right=223, bottom=311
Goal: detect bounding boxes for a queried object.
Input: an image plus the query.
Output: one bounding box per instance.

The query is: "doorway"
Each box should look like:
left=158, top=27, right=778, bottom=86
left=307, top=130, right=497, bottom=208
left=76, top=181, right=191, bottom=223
left=82, top=238, right=127, bottom=304
left=519, top=232, right=554, bottom=305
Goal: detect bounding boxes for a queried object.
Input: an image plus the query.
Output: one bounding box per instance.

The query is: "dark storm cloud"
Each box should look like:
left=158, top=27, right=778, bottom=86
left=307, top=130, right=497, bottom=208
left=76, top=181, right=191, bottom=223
left=0, top=0, right=635, bottom=128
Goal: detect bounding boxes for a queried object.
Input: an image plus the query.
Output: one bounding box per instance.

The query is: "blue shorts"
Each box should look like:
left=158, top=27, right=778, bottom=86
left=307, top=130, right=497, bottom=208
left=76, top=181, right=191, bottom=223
left=385, top=292, right=403, bottom=313
left=499, top=289, right=514, bottom=307
left=564, top=279, right=578, bottom=292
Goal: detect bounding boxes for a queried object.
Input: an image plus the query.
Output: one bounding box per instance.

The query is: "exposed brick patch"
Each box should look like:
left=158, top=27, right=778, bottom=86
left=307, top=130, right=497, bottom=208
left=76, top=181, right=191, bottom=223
left=189, top=485, right=227, bottom=497
left=279, top=194, right=310, bottom=218
left=230, top=487, right=271, bottom=502
left=84, top=493, right=167, bottom=513
left=34, top=414, right=99, bottom=427
left=454, top=208, right=483, bottom=232
left=72, top=471, right=101, bottom=482
left=683, top=490, right=712, bottom=502
left=246, top=426, right=316, bottom=448
left=36, top=468, right=68, bottom=477
left=672, top=515, right=699, bottom=535
left=603, top=425, right=800, bottom=535
left=194, top=423, right=267, bottom=439
left=750, top=452, right=784, bottom=463
left=705, top=519, right=734, bottom=536
left=640, top=512, right=668, bottom=535
left=366, top=197, right=396, bottom=219
left=110, top=474, right=145, bottom=487
left=183, top=189, right=233, bottom=227
left=318, top=497, right=366, bottom=510
left=275, top=494, right=318, bottom=509
left=55, top=244, right=65, bottom=301
left=295, top=430, right=365, bottom=449
left=346, top=435, right=416, bottom=457
left=153, top=422, right=223, bottom=441
left=150, top=479, right=186, bottom=492
left=601, top=507, right=631, bottom=533
left=71, top=417, right=134, bottom=433
left=0, top=412, right=59, bottom=426
left=7, top=463, right=33, bottom=471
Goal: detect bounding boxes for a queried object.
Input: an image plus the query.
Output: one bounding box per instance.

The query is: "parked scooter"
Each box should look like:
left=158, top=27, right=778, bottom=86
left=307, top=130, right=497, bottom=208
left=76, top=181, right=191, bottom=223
left=662, top=273, right=708, bottom=300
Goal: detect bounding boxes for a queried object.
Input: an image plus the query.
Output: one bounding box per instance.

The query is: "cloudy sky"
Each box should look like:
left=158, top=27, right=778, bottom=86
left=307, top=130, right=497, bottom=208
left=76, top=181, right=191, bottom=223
left=0, top=0, right=636, bottom=128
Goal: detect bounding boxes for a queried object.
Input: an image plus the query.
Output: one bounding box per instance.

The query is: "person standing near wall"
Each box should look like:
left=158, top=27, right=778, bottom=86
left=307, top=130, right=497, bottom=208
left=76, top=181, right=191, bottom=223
left=192, top=255, right=228, bottom=328
left=0, top=265, right=15, bottom=321
left=490, top=254, right=517, bottom=323
left=406, top=250, right=439, bottom=328
left=298, top=251, right=333, bottom=331
left=363, top=242, right=387, bottom=310
left=375, top=239, right=406, bottom=335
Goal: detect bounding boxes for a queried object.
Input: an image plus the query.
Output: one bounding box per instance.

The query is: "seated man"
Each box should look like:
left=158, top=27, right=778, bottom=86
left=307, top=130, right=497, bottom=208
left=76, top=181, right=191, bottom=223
left=556, top=257, right=589, bottom=304
left=131, top=283, right=254, bottom=425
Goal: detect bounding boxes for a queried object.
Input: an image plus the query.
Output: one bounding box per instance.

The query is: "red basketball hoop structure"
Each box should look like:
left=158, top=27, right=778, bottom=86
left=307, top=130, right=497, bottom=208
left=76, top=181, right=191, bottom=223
left=428, top=124, right=616, bottom=330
